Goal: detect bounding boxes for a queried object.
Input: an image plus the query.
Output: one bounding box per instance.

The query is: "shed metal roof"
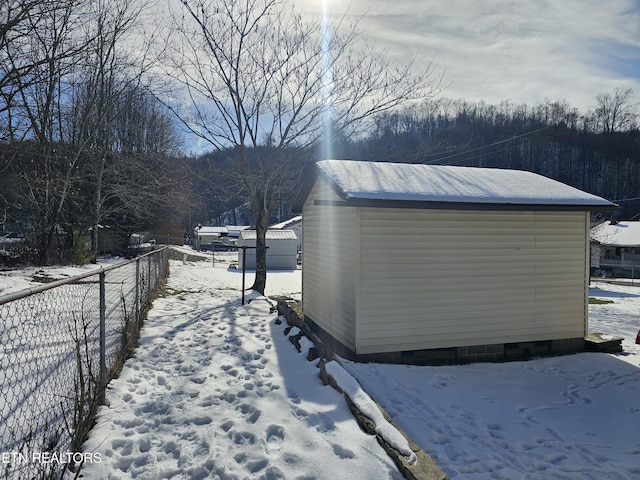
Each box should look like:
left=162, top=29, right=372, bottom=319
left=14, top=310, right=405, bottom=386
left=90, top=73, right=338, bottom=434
left=291, top=160, right=618, bottom=213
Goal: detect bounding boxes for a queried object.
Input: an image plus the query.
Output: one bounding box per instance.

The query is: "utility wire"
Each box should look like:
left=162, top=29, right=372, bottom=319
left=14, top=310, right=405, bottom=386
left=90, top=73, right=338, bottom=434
left=425, top=125, right=557, bottom=166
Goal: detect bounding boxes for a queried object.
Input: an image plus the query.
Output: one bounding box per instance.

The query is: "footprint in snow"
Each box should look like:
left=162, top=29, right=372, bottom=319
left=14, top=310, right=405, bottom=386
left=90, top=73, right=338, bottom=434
left=332, top=444, right=356, bottom=459
left=238, top=403, right=262, bottom=424
left=265, top=424, right=285, bottom=454
left=228, top=430, right=256, bottom=446
left=262, top=466, right=285, bottom=480
left=191, top=415, right=213, bottom=426
left=311, top=412, right=335, bottom=433
left=247, top=458, right=269, bottom=473
left=291, top=405, right=309, bottom=420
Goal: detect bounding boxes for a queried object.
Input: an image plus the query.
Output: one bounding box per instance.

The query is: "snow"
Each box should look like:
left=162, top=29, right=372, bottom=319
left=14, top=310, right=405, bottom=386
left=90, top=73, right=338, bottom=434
left=239, top=230, right=297, bottom=240
left=591, top=220, right=640, bottom=247
left=68, top=257, right=403, bottom=479
left=323, top=360, right=418, bottom=465
left=0, top=257, right=127, bottom=297
left=317, top=160, right=618, bottom=207
left=2, top=254, right=640, bottom=479
left=271, top=216, right=302, bottom=230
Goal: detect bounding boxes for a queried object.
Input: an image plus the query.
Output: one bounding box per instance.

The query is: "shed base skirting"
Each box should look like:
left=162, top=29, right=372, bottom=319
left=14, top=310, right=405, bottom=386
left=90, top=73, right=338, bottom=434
left=301, top=312, right=589, bottom=364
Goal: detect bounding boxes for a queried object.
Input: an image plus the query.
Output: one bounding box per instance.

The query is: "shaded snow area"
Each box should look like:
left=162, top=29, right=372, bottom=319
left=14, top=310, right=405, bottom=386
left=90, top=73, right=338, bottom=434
left=72, top=259, right=403, bottom=480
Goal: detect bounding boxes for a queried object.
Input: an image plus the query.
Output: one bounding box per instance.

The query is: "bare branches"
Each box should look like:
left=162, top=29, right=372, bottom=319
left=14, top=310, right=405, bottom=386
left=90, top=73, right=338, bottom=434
left=156, top=0, right=443, bottom=292
left=594, top=87, right=637, bottom=133
left=161, top=0, right=442, bottom=153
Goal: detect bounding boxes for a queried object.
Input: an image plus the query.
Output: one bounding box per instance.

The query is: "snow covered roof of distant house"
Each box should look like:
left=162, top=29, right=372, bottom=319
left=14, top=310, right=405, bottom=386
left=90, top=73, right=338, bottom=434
left=239, top=230, right=297, bottom=240
left=195, top=226, right=228, bottom=235
left=226, top=226, right=251, bottom=237
left=194, top=226, right=250, bottom=237
left=291, top=160, right=618, bottom=213
left=271, top=216, right=302, bottom=229
left=590, top=221, right=640, bottom=247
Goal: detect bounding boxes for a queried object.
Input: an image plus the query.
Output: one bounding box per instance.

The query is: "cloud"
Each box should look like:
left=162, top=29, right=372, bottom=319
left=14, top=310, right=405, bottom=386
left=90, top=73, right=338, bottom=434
left=295, top=0, right=640, bottom=110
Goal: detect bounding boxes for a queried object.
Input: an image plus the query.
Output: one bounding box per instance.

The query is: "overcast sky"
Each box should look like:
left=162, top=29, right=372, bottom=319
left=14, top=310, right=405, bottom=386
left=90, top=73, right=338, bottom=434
left=295, top=0, right=640, bottom=111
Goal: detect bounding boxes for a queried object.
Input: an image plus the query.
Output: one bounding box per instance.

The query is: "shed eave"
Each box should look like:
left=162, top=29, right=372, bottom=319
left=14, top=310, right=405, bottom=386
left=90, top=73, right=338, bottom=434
left=312, top=198, right=619, bottom=212
left=291, top=162, right=349, bottom=214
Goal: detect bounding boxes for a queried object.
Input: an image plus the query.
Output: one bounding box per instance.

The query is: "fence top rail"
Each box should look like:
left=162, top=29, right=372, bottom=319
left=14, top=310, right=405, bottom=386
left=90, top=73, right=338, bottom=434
left=0, top=246, right=168, bottom=306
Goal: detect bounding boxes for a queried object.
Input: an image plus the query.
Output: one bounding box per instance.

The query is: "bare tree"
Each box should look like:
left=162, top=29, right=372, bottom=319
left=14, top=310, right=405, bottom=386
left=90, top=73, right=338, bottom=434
left=594, top=87, right=638, bottom=133
left=2, top=0, right=183, bottom=263
left=65, top=0, right=170, bottom=260
left=0, top=0, right=47, bottom=143
left=159, top=0, right=442, bottom=294
left=3, top=0, right=94, bottom=263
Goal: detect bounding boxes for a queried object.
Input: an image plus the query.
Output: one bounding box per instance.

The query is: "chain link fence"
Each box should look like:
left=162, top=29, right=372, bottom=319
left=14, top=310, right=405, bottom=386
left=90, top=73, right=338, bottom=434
left=0, top=247, right=170, bottom=479
left=592, top=261, right=639, bottom=285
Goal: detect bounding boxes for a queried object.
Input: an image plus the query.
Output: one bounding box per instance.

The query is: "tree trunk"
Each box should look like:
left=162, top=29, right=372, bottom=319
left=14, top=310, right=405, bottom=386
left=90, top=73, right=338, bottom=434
left=251, top=211, right=270, bottom=295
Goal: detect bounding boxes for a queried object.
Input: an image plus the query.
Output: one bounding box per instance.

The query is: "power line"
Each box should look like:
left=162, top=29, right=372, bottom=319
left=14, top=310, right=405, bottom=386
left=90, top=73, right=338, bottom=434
left=425, top=125, right=557, bottom=166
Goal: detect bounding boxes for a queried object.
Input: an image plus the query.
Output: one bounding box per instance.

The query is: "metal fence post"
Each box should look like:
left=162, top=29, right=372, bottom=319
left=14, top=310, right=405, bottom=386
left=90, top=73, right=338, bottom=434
left=135, top=258, right=140, bottom=327
left=99, top=271, right=106, bottom=396
left=147, top=254, right=152, bottom=302
left=242, top=247, right=247, bottom=304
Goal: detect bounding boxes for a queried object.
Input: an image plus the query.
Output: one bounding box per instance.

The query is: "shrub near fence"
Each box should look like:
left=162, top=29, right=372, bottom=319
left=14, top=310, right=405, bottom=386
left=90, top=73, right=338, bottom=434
left=0, top=247, right=170, bottom=479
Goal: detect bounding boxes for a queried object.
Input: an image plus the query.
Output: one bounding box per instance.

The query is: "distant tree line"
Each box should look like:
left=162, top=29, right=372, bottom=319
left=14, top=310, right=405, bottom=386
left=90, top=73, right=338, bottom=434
left=194, top=90, right=639, bottom=226
left=329, top=91, right=640, bottom=219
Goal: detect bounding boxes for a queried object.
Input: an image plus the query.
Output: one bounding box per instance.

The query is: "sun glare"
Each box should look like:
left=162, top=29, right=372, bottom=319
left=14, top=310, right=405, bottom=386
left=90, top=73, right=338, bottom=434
left=320, top=0, right=334, bottom=160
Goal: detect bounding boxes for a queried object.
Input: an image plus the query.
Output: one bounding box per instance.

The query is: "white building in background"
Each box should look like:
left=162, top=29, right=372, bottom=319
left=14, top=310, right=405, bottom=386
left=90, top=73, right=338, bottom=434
left=236, top=230, right=298, bottom=270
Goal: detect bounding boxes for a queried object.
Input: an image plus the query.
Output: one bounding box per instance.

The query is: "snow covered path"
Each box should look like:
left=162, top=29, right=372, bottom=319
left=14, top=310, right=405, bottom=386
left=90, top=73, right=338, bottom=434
left=73, top=260, right=402, bottom=480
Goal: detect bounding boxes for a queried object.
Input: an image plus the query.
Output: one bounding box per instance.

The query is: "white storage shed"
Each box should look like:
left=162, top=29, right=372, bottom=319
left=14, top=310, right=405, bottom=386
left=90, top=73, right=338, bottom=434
left=237, top=230, right=298, bottom=270
left=291, top=160, right=617, bottom=360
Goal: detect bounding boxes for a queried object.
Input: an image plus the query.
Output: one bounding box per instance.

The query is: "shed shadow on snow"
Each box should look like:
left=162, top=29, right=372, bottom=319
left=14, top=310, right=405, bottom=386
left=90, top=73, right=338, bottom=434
left=266, top=317, right=363, bottom=430
left=588, top=286, right=640, bottom=299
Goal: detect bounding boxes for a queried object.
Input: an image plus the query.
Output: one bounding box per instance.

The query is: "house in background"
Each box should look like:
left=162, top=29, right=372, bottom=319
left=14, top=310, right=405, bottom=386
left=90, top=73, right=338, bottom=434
left=292, top=159, right=617, bottom=362
left=193, top=225, right=249, bottom=251
left=236, top=230, right=298, bottom=270
left=590, top=220, right=640, bottom=278
left=193, top=226, right=227, bottom=250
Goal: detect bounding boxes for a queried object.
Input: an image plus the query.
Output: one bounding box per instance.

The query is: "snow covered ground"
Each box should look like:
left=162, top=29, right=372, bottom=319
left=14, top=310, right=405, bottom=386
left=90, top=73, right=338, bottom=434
left=2, top=251, right=639, bottom=479
left=0, top=256, right=127, bottom=297
left=343, top=280, right=640, bottom=480
left=67, top=255, right=404, bottom=479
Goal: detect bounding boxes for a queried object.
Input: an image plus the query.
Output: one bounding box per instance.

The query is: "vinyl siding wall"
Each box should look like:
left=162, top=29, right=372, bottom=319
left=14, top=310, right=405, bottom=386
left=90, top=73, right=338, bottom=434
left=356, top=209, right=589, bottom=354
left=302, top=179, right=358, bottom=351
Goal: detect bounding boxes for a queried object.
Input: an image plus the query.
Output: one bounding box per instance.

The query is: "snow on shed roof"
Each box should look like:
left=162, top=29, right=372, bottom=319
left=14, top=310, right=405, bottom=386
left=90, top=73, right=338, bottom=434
left=291, top=160, right=617, bottom=212
left=590, top=221, right=640, bottom=247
